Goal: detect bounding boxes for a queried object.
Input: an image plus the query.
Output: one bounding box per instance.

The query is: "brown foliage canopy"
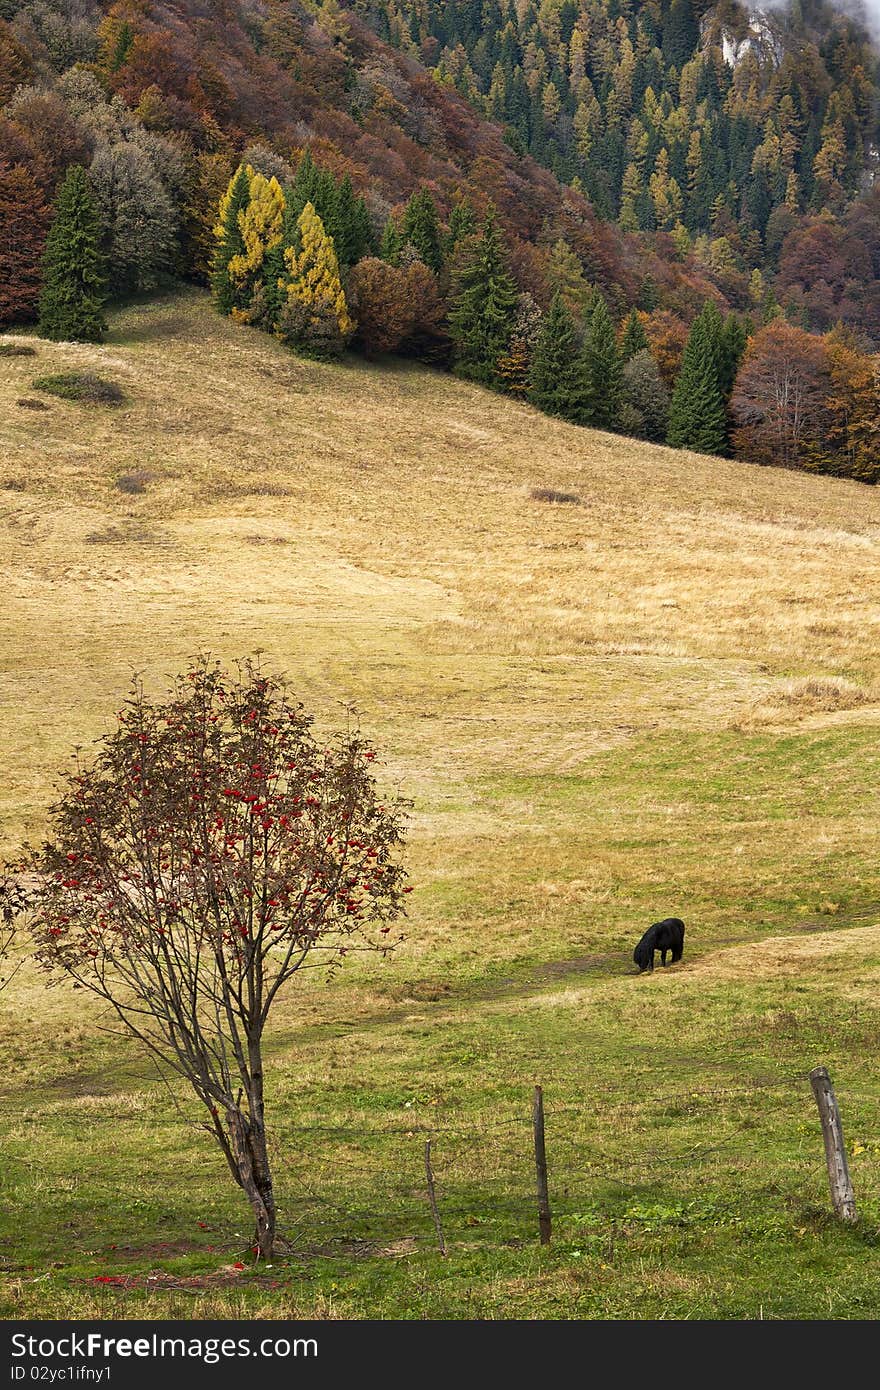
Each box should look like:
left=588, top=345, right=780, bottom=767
left=349, top=256, right=446, bottom=357
left=731, top=321, right=832, bottom=471
left=0, top=162, right=51, bottom=327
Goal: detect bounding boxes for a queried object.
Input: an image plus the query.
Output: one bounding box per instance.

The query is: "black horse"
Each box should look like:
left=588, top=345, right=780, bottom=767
left=633, top=917, right=685, bottom=973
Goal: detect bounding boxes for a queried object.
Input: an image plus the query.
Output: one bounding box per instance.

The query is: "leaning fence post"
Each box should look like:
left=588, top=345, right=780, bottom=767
left=424, top=1138, right=447, bottom=1257
left=809, top=1065, right=857, bottom=1223
left=532, top=1085, right=552, bottom=1245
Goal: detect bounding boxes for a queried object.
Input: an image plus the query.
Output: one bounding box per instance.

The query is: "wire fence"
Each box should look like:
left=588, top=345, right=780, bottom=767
left=3, top=1062, right=874, bottom=1253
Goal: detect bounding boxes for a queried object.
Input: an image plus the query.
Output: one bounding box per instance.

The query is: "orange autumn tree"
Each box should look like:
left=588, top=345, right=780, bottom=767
left=0, top=162, right=50, bottom=326
left=348, top=256, right=445, bottom=357
left=822, top=331, right=880, bottom=483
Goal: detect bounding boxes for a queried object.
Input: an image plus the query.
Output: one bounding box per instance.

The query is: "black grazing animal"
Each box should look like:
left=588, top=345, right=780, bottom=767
left=633, top=917, right=685, bottom=973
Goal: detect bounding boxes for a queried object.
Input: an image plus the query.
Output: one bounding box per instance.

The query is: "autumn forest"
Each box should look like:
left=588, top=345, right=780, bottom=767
left=0, top=0, right=878, bottom=476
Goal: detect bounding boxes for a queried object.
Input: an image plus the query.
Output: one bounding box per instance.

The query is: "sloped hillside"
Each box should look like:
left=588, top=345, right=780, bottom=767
left=5, top=296, right=880, bottom=1318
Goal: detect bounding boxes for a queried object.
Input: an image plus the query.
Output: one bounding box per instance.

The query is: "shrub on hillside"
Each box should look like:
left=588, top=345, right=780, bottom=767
left=33, top=371, right=124, bottom=404
left=116, top=470, right=152, bottom=493
left=530, top=487, right=581, bottom=504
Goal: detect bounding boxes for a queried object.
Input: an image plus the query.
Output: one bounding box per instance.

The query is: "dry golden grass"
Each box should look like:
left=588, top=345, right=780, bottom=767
left=3, top=292, right=880, bottom=837
left=3, top=290, right=880, bottom=974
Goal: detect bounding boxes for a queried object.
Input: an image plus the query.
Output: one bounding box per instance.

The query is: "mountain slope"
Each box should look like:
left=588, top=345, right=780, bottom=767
left=5, top=296, right=880, bottom=1317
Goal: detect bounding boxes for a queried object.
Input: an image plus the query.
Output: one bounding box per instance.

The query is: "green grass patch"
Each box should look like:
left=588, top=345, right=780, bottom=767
left=32, top=372, right=125, bottom=405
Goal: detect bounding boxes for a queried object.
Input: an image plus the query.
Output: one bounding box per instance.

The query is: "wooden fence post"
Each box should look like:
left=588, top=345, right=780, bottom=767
left=424, top=1138, right=447, bottom=1257
left=809, top=1065, right=857, bottom=1223
left=532, top=1085, right=552, bottom=1245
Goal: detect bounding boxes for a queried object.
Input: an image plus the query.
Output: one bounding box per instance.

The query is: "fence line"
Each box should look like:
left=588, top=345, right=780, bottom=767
left=3, top=1064, right=873, bottom=1245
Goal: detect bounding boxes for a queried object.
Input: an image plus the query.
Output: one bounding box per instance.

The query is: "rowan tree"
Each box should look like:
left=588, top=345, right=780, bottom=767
left=0, top=163, right=51, bottom=327
left=0, top=872, right=27, bottom=992
left=37, top=164, right=107, bottom=343
left=21, top=657, right=409, bottom=1258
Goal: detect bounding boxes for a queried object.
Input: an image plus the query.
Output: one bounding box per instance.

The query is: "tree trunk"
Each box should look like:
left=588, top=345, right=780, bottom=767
left=246, top=1031, right=276, bottom=1258
left=228, top=1107, right=276, bottom=1259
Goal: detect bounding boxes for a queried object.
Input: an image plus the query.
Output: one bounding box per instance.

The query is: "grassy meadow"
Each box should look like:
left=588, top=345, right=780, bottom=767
left=4, top=291, right=880, bottom=1317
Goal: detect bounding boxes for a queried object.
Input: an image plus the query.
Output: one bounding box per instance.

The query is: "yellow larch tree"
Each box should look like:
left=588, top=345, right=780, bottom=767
left=278, top=201, right=354, bottom=356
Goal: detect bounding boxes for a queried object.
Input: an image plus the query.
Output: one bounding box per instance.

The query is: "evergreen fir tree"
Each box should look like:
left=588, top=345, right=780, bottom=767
left=527, top=292, right=585, bottom=421
left=666, top=313, right=727, bottom=454
left=290, top=149, right=319, bottom=216
left=211, top=164, right=251, bottom=316
left=351, top=193, right=374, bottom=262
left=581, top=295, right=623, bottom=429
left=448, top=204, right=519, bottom=386
left=698, top=300, right=725, bottom=378
left=619, top=307, right=648, bottom=361
left=380, top=217, right=402, bottom=266
left=331, top=175, right=372, bottom=266
left=718, top=315, right=747, bottom=399
left=37, top=165, right=107, bottom=344
left=446, top=196, right=477, bottom=252
left=402, top=188, right=443, bottom=271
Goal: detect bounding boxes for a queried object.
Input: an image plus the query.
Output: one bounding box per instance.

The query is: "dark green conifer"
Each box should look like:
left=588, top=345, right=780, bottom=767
left=718, top=315, right=747, bottom=398
left=620, top=307, right=648, bottom=362
left=290, top=149, right=319, bottom=216
left=446, top=197, right=477, bottom=253
left=37, top=165, right=107, bottom=343
left=527, top=292, right=585, bottom=421
left=581, top=295, right=623, bottom=429
left=210, top=163, right=251, bottom=316
left=448, top=204, right=519, bottom=386
left=402, top=188, right=443, bottom=272
left=380, top=217, right=402, bottom=266
left=666, top=311, right=727, bottom=454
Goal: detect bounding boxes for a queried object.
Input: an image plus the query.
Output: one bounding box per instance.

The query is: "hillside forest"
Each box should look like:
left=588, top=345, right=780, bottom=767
left=1, top=0, right=878, bottom=478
